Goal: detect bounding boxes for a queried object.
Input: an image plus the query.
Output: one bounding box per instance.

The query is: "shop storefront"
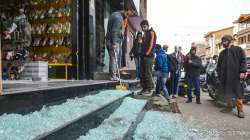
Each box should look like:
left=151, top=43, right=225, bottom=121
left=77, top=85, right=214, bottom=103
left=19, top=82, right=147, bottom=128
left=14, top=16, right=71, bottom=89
left=0, top=0, right=140, bottom=81
left=0, top=0, right=77, bottom=80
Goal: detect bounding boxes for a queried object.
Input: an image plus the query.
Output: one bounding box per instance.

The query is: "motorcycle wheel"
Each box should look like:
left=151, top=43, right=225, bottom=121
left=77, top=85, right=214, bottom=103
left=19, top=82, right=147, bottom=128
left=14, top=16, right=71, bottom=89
left=201, top=84, right=208, bottom=92
left=208, top=87, right=216, bottom=100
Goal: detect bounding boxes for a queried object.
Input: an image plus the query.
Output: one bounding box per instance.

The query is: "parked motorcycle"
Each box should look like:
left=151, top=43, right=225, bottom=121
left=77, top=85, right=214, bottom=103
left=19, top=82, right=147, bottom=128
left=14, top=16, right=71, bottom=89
left=203, top=63, right=250, bottom=104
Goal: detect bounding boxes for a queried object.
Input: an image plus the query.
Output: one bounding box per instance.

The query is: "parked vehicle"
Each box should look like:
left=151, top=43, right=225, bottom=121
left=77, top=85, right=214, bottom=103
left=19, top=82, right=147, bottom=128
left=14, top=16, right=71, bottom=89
left=246, top=57, right=250, bottom=85
left=205, top=63, right=250, bottom=104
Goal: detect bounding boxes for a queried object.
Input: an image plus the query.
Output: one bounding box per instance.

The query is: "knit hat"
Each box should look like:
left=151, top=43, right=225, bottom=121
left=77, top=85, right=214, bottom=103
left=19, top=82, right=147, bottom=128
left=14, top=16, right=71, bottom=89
left=221, top=35, right=233, bottom=42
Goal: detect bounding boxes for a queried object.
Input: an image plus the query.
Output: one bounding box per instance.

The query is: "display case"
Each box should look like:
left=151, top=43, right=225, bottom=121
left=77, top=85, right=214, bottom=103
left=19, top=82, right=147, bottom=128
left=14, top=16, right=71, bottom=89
left=29, top=0, right=72, bottom=64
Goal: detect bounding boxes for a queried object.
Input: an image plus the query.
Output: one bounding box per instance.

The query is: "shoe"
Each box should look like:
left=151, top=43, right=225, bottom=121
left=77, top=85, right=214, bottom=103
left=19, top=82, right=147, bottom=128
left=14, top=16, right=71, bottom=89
left=196, top=98, right=201, bottom=104
left=144, top=90, right=151, bottom=95
left=196, top=100, right=202, bottom=104
left=238, top=111, right=245, bottom=118
left=138, top=89, right=147, bottom=95
left=110, top=76, right=119, bottom=81
left=186, top=100, right=192, bottom=103
left=220, top=108, right=233, bottom=113
left=152, top=94, right=160, bottom=97
left=172, top=95, right=177, bottom=99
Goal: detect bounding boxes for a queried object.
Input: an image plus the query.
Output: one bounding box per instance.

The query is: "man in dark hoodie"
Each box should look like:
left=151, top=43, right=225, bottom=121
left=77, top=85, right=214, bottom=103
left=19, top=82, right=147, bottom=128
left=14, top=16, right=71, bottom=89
left=217, top=35, right=246, bottom=118
left=184, top=42, right=202, bottom=104
left=154, top=45, right=170, bottom=101
left=139, top=20, right=157, bottom=94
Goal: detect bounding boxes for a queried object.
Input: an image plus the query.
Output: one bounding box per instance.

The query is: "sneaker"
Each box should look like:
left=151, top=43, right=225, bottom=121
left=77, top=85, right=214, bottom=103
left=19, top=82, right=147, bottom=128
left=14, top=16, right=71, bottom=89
left=172, top=95, right=177, bottom=99
left=138, top=89, right=147, bottom=95
left=144, top=90, right=151, bottom=95
left=152, top=94, right=161, bottom=97
left=186, top=100, right=192, bottom=103
left=220, top=108, right=233, bottom=113
left=238, top=111, right=245, bottom=118
left=110, top=76, right=119, bottom=81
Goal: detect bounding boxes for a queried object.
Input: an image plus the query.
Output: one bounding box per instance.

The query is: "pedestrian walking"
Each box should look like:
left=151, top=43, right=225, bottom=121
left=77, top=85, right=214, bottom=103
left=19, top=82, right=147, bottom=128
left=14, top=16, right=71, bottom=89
left=154, top=45, right=170, bottom=102
left=129, top=31, right=143, bottom=80
left=217, top=35, right=247, bottom=118
left=139, top=20, right=157, bottom=94
left=106, top=8, right=132, bottom=81
left=184, top=43, right=203, bottom=104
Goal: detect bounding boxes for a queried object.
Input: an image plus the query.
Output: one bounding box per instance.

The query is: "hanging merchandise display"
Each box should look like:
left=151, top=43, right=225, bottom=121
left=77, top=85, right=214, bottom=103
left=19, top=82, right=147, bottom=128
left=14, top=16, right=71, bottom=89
left=0, top=0, right=73, bottom=80
left=29, top=0, right=72, bottom=64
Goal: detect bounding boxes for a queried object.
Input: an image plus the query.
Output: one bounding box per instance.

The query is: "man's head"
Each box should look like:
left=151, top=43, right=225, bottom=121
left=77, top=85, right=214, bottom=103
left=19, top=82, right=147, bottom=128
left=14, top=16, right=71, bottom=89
left=19, top=8, right=24, bottom=14
left=163, top=44, right=169, bottom=52
left=123, top=8, right=133, bottom=19
left=178, top=46, right=182, bottom=52
left=155, top=44, right=162, bottom=54
left=136, top=31, right=143, bottom=42
left=136, top=31, right=142, bottom=39
left=190, top=42, right=197, bottom=56
left=221, top=35, right=233, bottom=48
left=174, top=46, right=179, bottom=53
left=140, top=20, right=149, bottom=32
left=213, top=55, right=219, bottom=62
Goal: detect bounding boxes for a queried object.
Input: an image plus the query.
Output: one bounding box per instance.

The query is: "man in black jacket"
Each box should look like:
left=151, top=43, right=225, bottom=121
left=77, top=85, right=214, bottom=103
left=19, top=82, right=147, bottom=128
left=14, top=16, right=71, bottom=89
left=184, top=43, right=202, bottom=104
left=217, top=35, right=247, bottom=118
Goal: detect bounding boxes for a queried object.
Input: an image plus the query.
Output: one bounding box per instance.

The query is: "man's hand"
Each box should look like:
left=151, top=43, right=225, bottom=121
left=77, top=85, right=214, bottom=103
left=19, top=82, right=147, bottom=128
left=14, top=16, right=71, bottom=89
left=240, top=73, right=246, bottom=80
left=188, top=60, right=192, bottom=64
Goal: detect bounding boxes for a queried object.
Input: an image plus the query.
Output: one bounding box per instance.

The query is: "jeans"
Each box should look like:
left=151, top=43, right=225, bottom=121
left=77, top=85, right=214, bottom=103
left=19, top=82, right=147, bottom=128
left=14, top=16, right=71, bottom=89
left=107, top=40, right=122, bottom=77
left=187, top=76, right=200, bottom=100
left=170, top=72, right=180, bottom=96
left=134, top=56, right=141, bottom=79
left=140, top=57, right=154, bottom=90
left=156, top=72, right=170, bottom=100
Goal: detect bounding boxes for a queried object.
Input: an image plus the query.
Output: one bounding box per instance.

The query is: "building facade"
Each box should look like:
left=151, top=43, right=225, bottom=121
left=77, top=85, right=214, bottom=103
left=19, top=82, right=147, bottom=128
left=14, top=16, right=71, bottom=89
left=233, top=14, right=250, bottom=57
left=204, top=26, right=234, bottom=60
left=195, top=42, right=206, bottom=64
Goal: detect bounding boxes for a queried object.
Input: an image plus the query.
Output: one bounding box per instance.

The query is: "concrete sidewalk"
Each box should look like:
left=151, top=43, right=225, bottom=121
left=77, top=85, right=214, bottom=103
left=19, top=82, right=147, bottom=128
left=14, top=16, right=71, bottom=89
left=177, top=92, right=250, bottom=140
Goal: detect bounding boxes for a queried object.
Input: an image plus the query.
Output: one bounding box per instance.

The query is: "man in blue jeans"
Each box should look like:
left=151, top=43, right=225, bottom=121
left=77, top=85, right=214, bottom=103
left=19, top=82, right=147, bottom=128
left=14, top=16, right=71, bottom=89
left=106, top=9, right=133, bottom=81
left=184, top=43, right=202, bottom=104
left=154, top=45, right=170, bottom=102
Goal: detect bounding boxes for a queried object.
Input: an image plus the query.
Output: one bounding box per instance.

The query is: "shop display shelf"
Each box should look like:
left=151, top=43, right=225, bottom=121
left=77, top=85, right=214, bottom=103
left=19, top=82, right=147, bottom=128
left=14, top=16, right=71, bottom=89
left=30, top=16, right=72, bottom=24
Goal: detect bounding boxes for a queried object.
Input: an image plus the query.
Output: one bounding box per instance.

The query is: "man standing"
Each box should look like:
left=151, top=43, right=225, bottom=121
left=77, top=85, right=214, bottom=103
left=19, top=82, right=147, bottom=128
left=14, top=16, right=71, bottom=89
left=140, top=20, right=157, bottom=94
left=129, top=32, right=143, bottom=80
left=169, top=46, right=185, bottom=98
left=106, top=8, right=132, bottom=81
left=184, top=43, right=202, bottom=104
left=217, top=35, right=247, bottom=118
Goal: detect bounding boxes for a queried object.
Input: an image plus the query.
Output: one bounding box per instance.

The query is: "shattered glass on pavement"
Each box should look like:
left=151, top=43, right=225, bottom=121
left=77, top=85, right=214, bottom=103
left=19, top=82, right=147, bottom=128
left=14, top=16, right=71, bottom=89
left=0, top=90, right=130, bottom=140
left=78, top=97, right=147, bottom=140
left=133, top=111, right=221, bottom=140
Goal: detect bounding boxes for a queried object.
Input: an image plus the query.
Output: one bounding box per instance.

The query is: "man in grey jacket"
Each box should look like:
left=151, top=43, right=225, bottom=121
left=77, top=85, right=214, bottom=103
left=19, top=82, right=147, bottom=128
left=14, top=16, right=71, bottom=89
left=106, top=9, right=132, bottom=81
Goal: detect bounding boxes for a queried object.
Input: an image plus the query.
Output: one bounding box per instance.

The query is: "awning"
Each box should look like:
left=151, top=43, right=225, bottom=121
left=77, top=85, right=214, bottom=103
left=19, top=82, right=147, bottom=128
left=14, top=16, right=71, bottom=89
left=125, top=0, right=139, bottom=15
left=128, top=16, right=143, bottom=32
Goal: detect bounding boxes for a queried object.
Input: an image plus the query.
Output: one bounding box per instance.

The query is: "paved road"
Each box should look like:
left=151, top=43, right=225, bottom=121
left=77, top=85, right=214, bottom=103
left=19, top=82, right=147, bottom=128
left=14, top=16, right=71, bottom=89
left=177, top=92, right=250, bottom=140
